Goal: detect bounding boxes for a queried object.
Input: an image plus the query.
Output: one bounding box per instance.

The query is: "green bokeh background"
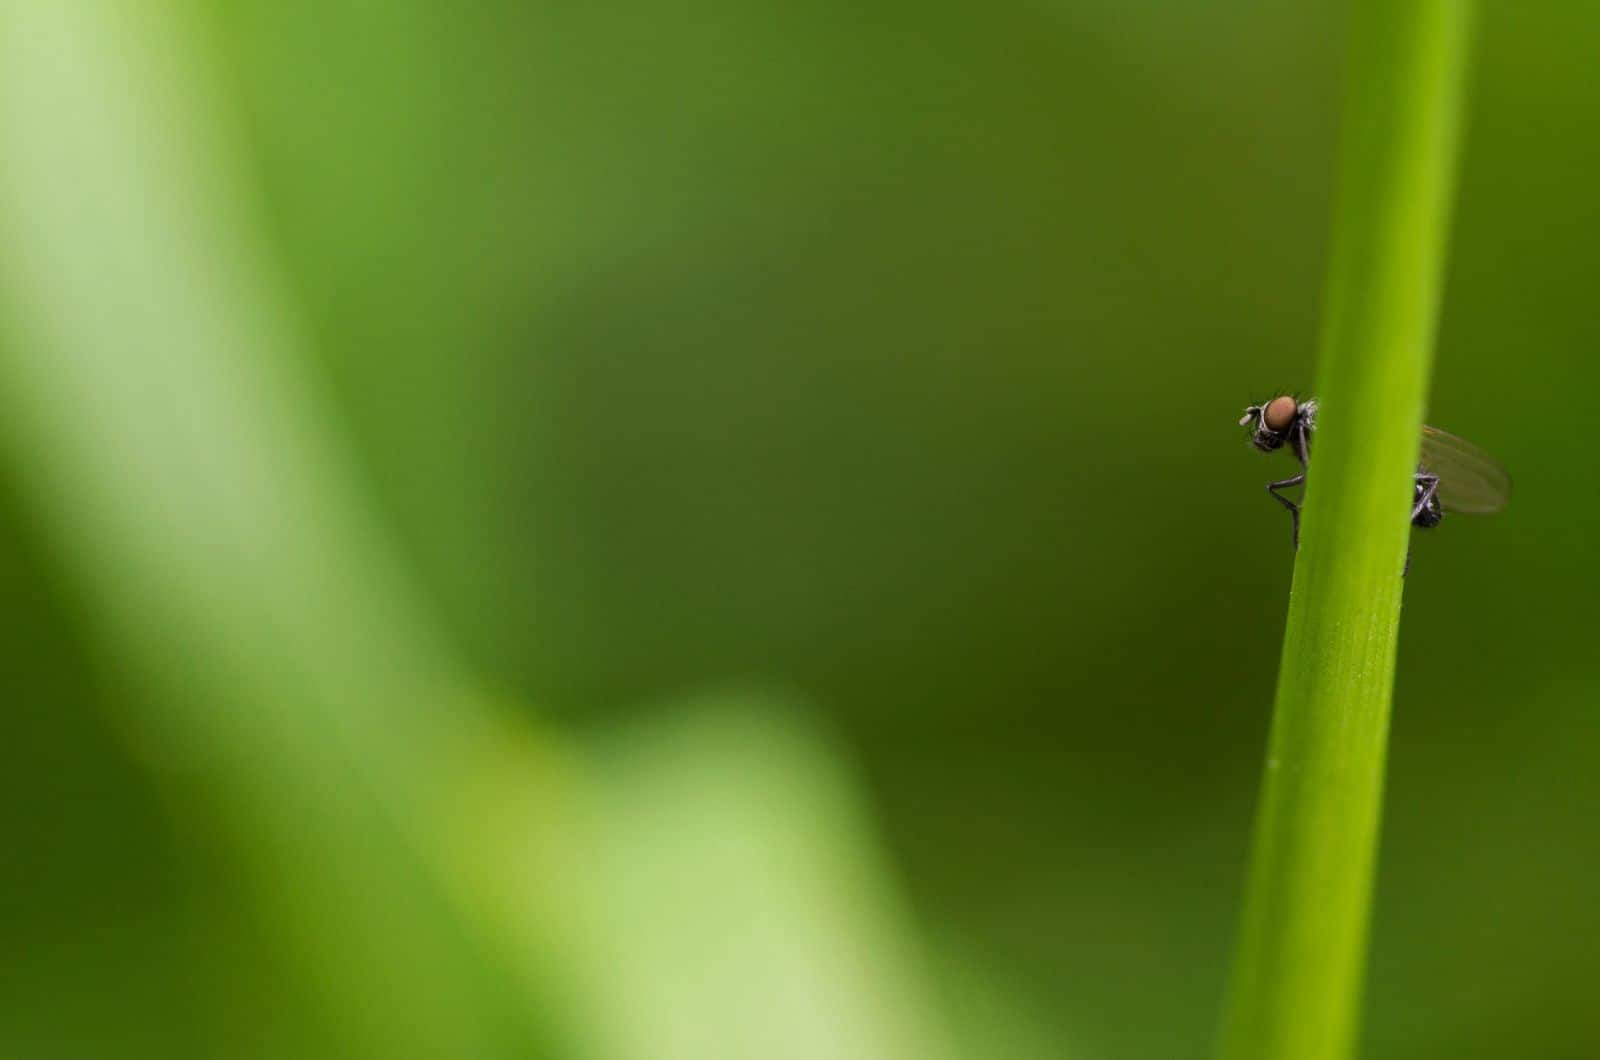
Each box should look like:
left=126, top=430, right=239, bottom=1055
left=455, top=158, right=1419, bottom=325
left=2, top=3, right=1594, bottom=1058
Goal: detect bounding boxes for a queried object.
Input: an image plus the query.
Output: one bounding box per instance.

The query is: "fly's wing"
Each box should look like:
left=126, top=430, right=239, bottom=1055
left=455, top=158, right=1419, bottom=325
left=1419, top=425, right=1512, bottom=514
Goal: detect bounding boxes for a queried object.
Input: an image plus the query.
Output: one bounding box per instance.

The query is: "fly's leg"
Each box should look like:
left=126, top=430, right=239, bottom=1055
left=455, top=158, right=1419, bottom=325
left=1267, top=472, right=1306, bottom=550
left=1290, top=419, right=1312, bottom=468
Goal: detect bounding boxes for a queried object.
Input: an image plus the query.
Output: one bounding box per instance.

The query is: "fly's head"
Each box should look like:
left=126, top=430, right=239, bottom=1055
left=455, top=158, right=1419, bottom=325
left=1239, top=394, right=1304, bottom=453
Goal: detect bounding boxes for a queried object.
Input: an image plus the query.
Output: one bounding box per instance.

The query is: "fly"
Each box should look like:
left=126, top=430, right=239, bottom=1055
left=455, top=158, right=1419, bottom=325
left=1238, top=394, right=1510, bottom=554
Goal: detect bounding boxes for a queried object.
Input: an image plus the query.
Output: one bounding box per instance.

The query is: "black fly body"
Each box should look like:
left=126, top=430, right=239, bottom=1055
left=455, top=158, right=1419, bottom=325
left=1238, top=395, right=1509, bottom=558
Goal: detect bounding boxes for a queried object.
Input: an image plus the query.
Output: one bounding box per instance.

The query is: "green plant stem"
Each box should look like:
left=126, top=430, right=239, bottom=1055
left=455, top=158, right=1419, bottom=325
left=1219, top=4, right=1473, bottom=1059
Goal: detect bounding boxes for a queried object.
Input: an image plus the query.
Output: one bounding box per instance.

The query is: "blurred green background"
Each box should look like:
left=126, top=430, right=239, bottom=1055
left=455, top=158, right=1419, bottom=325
left=1, top=2, right=1594, bottom=1058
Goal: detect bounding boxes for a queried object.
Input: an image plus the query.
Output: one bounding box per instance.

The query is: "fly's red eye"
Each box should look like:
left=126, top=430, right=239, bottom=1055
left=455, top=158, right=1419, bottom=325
left=1263, top=395, right=1298, bottom=433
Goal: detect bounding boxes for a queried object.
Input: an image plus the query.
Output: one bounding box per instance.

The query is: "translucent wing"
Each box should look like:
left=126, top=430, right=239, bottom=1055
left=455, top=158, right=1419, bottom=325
left=1419, top=425, right=1511, bottom=514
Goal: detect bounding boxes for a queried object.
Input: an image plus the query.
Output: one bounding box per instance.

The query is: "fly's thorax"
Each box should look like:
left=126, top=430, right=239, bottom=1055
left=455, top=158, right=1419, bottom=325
left=1298, top=399, right=1318, bottom=434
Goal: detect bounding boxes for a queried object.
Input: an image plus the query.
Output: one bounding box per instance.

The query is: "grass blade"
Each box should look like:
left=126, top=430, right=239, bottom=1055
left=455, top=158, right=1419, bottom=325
left=1219, top=3, right=1474, bottom=1059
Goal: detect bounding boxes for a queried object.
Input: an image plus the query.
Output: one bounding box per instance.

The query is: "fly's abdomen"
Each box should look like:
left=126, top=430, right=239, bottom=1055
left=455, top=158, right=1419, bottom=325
left=1413, top=483, right=1444, bottom=529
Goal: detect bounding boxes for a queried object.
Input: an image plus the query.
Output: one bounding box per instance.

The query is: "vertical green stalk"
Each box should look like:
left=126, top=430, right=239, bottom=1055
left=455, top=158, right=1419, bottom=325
left=1219, top=4, right=1472, bottom=1060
